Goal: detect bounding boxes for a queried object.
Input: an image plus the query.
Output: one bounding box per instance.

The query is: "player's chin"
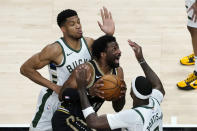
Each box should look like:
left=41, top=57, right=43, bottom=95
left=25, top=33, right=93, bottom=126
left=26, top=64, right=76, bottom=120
left=75, top=33, right=83, bottom=39
left=113, top=62, right=120, bottom=68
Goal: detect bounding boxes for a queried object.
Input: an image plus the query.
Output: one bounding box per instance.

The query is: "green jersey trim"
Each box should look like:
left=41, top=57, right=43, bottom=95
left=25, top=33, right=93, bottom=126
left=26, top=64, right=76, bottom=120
left=56, top=41, right=66, bottom=67
left=61, top=37, right=82, bottom=53
left=82, top=37, right=92, bottom=57
left=32, top=89, right=53, bottom=127
left=133, top=108, right=145, bottom=124
left=133, top=99, right=155, bottom=109
left=151, top=97, right=160, bottom=105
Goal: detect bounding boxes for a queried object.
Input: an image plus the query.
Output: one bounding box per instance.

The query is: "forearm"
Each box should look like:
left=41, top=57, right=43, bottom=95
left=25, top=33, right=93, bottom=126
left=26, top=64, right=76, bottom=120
left=20, top=67, right=57, bottom=91
left=139, top=60, right=165, bottom=95
left=78, top=89, right=91, bottom=109
left=112, top=97, right=125, bottom=112
left=78, top=90, right=110, bottom=129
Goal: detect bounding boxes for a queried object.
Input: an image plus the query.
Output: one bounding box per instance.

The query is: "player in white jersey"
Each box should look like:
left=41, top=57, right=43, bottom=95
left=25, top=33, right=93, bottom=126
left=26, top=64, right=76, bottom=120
left=20, top=7, right=115, bottom=131
left=76, top=40, right=165, bottom=131
left=177, top=0, right=197, bottom=89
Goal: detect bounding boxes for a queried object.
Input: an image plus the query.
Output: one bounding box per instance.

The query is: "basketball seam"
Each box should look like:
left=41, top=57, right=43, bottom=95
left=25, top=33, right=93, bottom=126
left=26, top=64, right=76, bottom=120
left=102, top=75, right=120, bottom=101
left=103, top=78, right=117, bottom=87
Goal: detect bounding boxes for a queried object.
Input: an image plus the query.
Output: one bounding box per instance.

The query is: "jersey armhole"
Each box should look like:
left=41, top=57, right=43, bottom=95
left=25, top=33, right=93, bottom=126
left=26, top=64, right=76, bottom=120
left=82, top=37, right=92, bottom=57
left=56, top=41, right=66, bottom=67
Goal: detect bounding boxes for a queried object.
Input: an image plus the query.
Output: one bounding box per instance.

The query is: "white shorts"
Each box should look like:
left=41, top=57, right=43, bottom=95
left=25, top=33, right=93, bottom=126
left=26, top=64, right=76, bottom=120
left=29, top=88, right=60, bottom=131
left=186, top=0, right=197, bottom=28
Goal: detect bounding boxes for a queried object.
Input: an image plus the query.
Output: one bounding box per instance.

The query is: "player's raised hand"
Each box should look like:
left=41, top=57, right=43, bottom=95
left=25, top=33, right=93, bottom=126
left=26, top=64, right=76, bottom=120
left=128, top=40, right=144, bottom=62
left=98, top=6, right=115, bottom=35
left=188, top=2, right=197, bottom=22
left=75, top=64, right=90, bottom=90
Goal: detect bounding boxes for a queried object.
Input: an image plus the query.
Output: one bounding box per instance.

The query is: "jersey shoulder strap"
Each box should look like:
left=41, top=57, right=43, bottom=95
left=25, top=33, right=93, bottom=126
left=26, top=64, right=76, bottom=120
left=133, top=108, right=145, bottom=124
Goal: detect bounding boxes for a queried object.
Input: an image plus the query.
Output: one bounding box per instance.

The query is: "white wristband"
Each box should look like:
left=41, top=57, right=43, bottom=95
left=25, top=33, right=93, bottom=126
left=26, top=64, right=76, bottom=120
left=82, top=107, right=95, bottom=118
left=139, top=60, right=146, bottom=64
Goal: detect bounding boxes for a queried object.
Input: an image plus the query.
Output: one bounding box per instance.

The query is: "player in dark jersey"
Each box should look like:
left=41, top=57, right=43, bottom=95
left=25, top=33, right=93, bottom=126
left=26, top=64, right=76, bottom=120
left=52, top=35, right=126, bottom=131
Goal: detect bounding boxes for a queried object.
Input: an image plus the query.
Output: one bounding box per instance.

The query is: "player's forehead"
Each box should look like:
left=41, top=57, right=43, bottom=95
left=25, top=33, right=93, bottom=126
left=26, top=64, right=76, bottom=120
left=107, top=41, right=118, bottom=48
left=66, top=15, right=79, bottom=22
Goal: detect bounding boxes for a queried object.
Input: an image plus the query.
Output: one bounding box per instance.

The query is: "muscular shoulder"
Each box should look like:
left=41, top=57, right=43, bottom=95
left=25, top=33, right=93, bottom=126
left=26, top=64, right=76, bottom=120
left=44, top=42, right=62, bottom=56
left=84, top=37, right=94, bottom=50
left=40, top=42, right=62, bottom=61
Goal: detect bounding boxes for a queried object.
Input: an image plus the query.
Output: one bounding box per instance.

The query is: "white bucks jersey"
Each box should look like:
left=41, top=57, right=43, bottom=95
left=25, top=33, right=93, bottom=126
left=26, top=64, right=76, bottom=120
left=48, top=37, right=91, bottom=86
left=133, top=97, right=163, bottom=131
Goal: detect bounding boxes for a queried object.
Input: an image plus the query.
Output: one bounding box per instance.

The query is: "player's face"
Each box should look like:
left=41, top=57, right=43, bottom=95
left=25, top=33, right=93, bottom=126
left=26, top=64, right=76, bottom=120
left=63, top=16, right=82, bottom=39
left=106, top=42, right=121, bottom=68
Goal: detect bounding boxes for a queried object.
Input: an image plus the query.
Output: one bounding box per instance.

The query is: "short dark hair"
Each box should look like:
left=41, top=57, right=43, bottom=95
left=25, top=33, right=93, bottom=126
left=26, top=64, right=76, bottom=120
left=134, top=76, right=152, bottom=96
left=92, top=35, right=116, bottom=59
left=57, top=9, right=78, bottom=27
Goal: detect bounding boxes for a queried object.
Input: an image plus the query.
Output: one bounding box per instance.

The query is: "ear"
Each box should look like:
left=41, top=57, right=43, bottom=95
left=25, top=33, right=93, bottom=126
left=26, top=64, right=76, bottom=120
left=60, top=26, right=66, bottom=33
left=100, top=52, right=107, bottom=58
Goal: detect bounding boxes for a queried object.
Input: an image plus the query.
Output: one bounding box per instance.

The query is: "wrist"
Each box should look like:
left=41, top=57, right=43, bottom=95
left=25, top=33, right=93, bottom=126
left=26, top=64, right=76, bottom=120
left=138, top=59, right=145, bottom=64
left=82, top=106, right=95, bottom=118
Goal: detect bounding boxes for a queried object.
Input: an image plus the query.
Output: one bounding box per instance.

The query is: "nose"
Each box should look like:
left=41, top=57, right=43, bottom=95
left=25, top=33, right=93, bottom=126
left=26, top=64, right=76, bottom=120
left=117, top=49, right=121, bottom=56
left=76, top=23, right=81, bottom=29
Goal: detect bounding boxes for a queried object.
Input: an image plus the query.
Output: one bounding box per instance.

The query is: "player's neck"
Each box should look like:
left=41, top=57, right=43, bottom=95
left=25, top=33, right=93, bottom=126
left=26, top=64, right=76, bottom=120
left=133, top=99, right=149, bottom=107
left=96, top=59, right=112, bottom=75
left=63, top=36, right=81, bottom=50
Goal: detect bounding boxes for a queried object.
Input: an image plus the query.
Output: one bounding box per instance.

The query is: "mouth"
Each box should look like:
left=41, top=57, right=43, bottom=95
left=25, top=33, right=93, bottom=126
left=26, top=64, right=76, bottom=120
left=77, top=30, right=83, bottom=34
left=114, top=56, right=120, bottom=64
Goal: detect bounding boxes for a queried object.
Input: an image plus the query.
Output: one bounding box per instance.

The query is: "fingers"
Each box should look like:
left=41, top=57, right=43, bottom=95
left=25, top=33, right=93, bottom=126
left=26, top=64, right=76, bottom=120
left=187, top=6, right=193, bottom=13
left=103, top=6, right=109, bottom=19
left=128, top=40, right=138, bottom=52
left=192, top=12, right=195, bottom=21
left=95, top=90, right=104, bottom=99
left=96, top=78, right=104, bottom=85
left=194, top=13, right=197, bottom=22
left=97, top=21, right=103, bottom=30
left=109, top=11, right=112, bottom=19
left=100, top=9, right=104, bottom=22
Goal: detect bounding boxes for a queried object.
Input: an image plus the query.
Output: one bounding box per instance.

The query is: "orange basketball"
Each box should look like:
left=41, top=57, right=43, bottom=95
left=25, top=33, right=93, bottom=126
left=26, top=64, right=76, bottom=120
left=99, top=74, right=121, bottom=101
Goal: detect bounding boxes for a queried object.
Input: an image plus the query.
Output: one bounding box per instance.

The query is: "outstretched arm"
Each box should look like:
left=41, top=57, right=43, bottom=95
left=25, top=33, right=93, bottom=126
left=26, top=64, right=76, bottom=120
left=98, top=7, right=115, bottom=35
left=20, top=43, right=62, bottom=94
left=128, top=40, right=165, bottom=96
left=76, top=65, right=110, bottom=129
left=112, top=67, right=126, bottom=112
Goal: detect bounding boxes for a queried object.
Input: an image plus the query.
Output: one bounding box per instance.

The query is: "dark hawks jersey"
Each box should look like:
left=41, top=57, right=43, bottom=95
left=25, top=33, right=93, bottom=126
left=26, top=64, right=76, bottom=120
left=87, top=60, right=118, bottom=112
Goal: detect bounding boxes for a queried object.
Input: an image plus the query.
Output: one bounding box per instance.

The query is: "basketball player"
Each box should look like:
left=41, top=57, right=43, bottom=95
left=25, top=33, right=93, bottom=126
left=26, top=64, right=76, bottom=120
left=52, top=35, right=126, bottom=131
left=177, top=0, right=197, bottom=89
left=20, top=7, right=115, bottom=131
left=76, top=40, right=165, bottom=131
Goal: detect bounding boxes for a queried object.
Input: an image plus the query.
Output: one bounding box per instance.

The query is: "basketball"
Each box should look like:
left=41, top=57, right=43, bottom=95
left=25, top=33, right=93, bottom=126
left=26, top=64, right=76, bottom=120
left=99, top=74, right=121, bottom=101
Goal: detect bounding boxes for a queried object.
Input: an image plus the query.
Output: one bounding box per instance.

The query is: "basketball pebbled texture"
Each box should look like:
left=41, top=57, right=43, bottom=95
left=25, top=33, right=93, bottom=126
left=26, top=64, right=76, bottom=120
left=99, top=74, right=121, bottom=101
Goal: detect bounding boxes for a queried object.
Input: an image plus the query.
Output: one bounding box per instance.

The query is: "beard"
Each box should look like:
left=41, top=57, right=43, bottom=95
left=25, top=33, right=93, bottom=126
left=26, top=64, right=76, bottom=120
left=107, top=59, right=119, bottom=68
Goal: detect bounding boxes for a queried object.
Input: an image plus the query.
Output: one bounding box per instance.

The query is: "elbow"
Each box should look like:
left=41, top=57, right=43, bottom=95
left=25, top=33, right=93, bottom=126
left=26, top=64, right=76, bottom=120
left=20, top=65, right=26, bottom=76
left=20, top=64, right=30, bottom=77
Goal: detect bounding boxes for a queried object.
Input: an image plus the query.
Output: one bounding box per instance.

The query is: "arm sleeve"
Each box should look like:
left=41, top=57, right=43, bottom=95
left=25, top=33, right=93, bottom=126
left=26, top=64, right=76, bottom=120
left=106, top=109, right=143, bottom=130
left=151, top=89, right=164, bottom=104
